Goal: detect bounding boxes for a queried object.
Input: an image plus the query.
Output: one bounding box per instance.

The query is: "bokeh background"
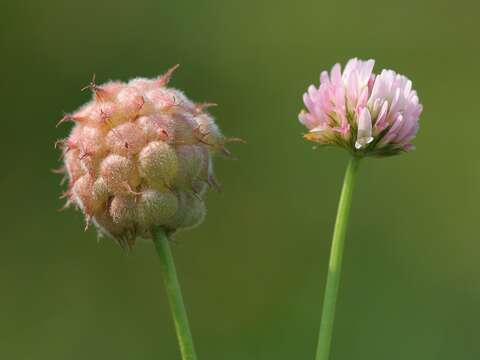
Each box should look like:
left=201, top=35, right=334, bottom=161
left=1, top=0, right=479, bottom=359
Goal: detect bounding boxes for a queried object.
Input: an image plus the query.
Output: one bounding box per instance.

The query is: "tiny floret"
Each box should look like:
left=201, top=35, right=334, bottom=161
left=299, top=58, right=423, bottom=157
left=57, top=66, right=235, bottom=247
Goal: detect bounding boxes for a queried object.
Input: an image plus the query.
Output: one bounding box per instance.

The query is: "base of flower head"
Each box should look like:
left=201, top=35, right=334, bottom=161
left=303, top=128, right=414, bottom=158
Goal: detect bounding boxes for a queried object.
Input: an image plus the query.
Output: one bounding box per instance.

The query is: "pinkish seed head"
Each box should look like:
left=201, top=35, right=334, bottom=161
left=57, top=66, right=238, bottom=247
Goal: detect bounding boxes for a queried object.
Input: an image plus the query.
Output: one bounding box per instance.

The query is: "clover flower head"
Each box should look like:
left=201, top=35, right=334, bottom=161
left=56, top=66, right=235, bottom=248
left=299, top=58, right=423, bottom=157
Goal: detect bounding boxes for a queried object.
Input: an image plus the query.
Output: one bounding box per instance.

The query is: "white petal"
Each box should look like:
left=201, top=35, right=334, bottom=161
left=355, top=108, right=374, bottom=149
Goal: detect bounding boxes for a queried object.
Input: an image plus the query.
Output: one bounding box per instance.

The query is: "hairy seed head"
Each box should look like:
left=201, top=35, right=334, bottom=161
left=57, top=66, right=238, bottom=246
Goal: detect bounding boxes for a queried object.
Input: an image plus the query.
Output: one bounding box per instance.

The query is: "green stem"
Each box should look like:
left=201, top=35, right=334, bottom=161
left=315, top=157, right=361, bottom=360
left=153, top=228, right=198, bottom=360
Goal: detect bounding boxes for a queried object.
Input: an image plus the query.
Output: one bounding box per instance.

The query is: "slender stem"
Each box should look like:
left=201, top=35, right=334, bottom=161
left=315, top=157, right=361, bottom=360
left=153, top=228, right=198, bottom=360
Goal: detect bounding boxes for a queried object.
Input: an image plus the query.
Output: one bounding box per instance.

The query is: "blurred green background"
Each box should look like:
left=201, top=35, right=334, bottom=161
left=1, top=0, right=479, bottom=359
